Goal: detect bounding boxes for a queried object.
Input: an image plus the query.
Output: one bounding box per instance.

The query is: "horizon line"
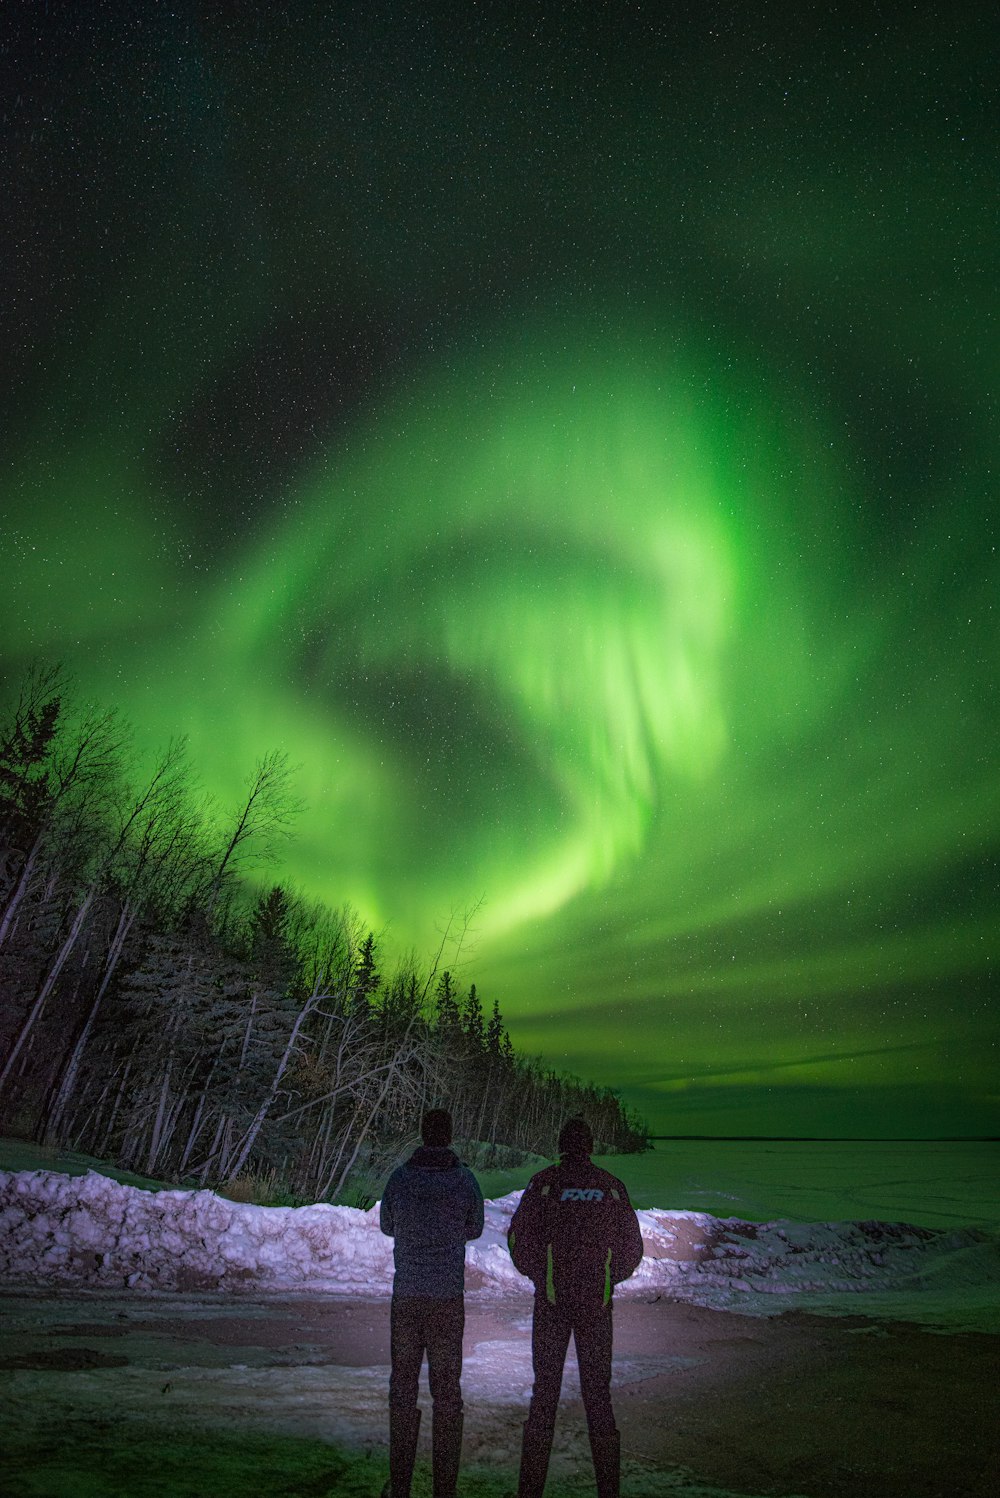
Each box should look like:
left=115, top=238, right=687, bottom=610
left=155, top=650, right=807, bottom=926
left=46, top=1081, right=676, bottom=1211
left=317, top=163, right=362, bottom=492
left=645, top=1134, right=999, bottom=1142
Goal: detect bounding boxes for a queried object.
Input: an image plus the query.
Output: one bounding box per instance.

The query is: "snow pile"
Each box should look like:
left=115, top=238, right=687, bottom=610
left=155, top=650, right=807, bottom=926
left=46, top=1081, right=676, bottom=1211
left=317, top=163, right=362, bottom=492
left=629, top=1206, right=1000, bottom=1308
left=2, top=1170, right=997, bottom=1322
left=0, top=1169, right=395, bottom=1293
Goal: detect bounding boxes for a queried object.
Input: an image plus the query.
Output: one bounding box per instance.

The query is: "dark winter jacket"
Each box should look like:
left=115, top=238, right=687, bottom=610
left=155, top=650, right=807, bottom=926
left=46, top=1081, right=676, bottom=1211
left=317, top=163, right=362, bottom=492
left=380, top=1146, right=484, bottom=1299
left=507, top=1154, right=644, bottom=1310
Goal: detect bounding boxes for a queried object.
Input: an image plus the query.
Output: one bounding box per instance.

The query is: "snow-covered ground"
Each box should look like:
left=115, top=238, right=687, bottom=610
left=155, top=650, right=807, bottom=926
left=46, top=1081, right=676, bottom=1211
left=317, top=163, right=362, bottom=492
left=2, top=1168, right=998, bottom=1329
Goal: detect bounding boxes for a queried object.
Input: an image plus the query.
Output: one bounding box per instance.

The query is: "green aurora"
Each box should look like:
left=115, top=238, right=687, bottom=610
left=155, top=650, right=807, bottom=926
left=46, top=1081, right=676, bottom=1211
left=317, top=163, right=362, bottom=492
left=2, top=5, right=996, bottom=1136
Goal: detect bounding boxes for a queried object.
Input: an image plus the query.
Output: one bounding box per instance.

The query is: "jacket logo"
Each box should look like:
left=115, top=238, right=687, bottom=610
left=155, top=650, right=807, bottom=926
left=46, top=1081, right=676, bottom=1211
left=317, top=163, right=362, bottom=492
left=560, top=1188, right=604, bottom=1202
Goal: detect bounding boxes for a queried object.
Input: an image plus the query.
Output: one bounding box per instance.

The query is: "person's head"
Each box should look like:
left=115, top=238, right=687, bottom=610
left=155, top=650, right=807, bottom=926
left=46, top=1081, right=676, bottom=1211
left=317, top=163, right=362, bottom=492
left=421, top=1108, right=453, bottom=1148
left=558, top=1116, right=594, bottom=1159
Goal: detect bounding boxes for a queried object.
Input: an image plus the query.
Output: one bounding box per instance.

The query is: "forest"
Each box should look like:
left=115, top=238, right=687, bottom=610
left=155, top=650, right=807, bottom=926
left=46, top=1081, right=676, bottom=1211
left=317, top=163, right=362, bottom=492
left=0, top=666, right=648, bottom=1204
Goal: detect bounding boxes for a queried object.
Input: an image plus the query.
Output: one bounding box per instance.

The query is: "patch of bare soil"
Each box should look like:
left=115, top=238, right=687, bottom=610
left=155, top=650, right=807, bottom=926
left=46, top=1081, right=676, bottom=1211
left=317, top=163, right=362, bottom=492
left=611, top=1300, right=999, bottom=1497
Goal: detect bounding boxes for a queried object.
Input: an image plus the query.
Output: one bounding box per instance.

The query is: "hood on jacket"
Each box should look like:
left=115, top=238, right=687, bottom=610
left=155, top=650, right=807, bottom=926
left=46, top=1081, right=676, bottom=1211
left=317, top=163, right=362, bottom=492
left=407, top=1145, right=460, bottom=1170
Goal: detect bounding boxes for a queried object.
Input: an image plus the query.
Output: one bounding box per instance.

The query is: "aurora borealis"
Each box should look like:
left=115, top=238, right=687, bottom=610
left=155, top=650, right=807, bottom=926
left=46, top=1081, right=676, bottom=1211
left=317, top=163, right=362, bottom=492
left=2, top=5, right=996, bottom=1136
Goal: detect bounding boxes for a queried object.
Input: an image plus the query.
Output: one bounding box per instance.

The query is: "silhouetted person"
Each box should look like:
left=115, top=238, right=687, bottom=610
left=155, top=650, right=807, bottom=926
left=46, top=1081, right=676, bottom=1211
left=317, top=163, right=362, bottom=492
left=380, top=1107, right=484, bottom=1498
left=507, top=1117, right=644, bottom=1498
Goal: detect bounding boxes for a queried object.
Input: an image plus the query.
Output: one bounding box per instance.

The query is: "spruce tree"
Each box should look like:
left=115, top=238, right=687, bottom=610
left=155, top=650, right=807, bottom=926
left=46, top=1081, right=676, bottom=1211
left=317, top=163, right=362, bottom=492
left=434, top=969, right=462, bottom=1040
left=349, top=932, right=380, bottom=1016
left=486, top=997, right=505, bottom=1056
left=461, top=982, right=485, bottom=1054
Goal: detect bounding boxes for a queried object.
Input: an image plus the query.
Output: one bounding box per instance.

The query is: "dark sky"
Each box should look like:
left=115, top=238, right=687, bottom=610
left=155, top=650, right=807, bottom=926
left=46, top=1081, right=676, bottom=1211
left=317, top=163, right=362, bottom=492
left=2, top=2, right=996, bottom=1136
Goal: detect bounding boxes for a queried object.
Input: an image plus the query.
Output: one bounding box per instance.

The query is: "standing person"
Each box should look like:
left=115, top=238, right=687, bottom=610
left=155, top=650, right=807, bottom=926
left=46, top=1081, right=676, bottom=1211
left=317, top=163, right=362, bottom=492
left=380, top=1107, right=484, bottom=1498
left=507, top=1117, right=644, bottom=1498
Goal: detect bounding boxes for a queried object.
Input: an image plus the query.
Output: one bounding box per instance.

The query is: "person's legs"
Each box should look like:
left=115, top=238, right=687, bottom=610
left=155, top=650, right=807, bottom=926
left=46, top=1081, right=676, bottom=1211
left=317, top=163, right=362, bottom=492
left=574, top=1303, right=615, bottom=1436
left=517, top=1298, right=572, bottom=1498
left=390, top=1296, right=426, bottom=1410
left=425, top=1297, right=465, bottom=1498
left=575, top=1304, right=619, bottom=1498
left=386, top=1297, right=425, bottom=1498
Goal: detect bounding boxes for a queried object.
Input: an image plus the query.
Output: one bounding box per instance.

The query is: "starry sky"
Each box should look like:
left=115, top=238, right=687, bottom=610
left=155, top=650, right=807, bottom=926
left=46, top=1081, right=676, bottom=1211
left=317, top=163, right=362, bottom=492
left=2, top=3, right=996, bottom=1137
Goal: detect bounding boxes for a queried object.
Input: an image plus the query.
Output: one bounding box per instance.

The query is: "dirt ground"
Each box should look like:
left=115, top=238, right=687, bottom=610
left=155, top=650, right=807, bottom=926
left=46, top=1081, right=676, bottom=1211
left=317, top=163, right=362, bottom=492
left=1, top=1288, right=997, bottom=1497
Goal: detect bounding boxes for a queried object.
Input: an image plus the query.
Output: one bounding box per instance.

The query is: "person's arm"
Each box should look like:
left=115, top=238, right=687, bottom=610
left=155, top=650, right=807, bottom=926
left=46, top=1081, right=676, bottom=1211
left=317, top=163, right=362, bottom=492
left=379, top=1175, right=396, bottom=1238
left=465, top=1171, right=485, bottom=1241
left=610, top=1182, right=644, bottom=1283
left=507, top=1180, right=545, bottom=1284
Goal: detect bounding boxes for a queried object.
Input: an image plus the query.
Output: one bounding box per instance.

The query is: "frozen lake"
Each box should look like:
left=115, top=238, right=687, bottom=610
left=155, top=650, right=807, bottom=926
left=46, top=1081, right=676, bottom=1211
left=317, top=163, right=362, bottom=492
left=593, top=1138, right=1000, bottom=1230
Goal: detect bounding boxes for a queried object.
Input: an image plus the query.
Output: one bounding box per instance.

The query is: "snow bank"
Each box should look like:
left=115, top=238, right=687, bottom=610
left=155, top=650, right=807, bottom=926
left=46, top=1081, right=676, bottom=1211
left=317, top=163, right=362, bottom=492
left=2, top=1170, right=997, bottom=1324
left=0, top=1169, right=394, bottom=1293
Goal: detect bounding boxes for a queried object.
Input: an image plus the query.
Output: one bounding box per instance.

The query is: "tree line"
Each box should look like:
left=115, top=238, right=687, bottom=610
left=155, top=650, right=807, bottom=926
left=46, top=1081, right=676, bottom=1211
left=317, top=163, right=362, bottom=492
left=0, top=667, right=648, bottom=1201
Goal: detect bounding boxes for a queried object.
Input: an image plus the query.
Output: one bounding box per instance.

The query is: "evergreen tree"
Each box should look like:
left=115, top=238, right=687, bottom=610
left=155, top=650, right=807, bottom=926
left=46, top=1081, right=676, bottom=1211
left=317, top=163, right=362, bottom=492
left=349, top=931, right=380, bottom=1015
left=461, top=983, right=485, bottom=1054
left=486, top=997, right=505, bottom=1056
left=434, top=969, right=461, bottom=1040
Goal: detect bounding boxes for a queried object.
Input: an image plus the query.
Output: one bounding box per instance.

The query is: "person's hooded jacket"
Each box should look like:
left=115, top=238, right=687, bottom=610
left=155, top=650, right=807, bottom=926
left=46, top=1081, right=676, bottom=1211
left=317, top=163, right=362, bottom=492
left=380, top=1145, right=484, bottom=1298
left=508, top=1152, right=643, bottom=1311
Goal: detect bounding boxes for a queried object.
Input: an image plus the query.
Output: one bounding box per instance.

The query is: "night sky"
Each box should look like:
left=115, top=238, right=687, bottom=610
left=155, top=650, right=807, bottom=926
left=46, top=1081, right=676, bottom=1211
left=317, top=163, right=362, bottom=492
left=2, top=4, right=996, bottom=1137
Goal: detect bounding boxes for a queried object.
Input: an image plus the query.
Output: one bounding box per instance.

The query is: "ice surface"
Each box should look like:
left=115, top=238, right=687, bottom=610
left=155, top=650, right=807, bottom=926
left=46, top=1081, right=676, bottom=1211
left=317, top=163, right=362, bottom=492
left=620, top=1139, right=1000, bottom=1230
left=2, top=1169, right=997, bottom=1328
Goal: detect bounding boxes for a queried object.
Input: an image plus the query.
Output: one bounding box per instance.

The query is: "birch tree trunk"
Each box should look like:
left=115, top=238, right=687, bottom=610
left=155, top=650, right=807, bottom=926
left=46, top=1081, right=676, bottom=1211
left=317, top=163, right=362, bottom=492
left=97, top=1056, right=132, bottom=1156
left=145, top=1052, right=174, bottom=1175
left=0, top=832, right=45, bottom=950
left=0, top=882, right=97, bottom=1094
left=178, top=1041, right=225, bottom=1176
left=46, top=900, right=136, bottom=1142
left=326, top=1033, right=417, bottom=1202
left=223, top=988, right=320, bottom=1182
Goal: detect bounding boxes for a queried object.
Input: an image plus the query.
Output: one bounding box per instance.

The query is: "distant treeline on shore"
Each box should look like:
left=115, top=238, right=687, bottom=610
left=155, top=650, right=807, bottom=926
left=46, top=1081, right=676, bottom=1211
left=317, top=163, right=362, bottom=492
left=0, top=667, right=648, bottom=1205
